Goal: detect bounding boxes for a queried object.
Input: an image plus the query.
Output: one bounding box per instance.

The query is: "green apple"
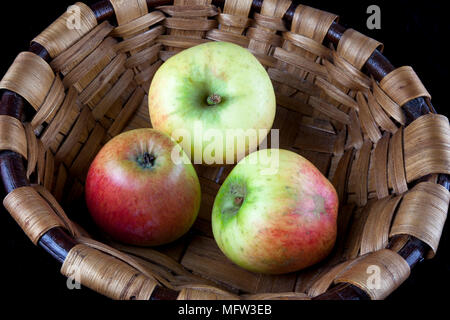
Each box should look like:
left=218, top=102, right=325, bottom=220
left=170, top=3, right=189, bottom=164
left=212, top=149, right=339, bottom=274
left=148, top=41, right=276, bottom=165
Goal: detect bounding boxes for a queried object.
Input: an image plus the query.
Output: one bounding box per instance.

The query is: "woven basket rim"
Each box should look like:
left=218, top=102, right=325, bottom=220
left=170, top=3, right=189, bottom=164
left=0, top=0, right=448, bottom=301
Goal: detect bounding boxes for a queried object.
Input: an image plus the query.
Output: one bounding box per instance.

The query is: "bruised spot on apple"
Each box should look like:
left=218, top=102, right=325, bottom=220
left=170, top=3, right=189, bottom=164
left=212, top=149, right=339, bottom=275
left=85, top=129, right=201, bottom=247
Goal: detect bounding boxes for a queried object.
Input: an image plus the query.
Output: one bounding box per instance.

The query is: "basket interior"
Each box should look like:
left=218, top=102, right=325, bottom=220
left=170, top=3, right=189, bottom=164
left=3, top=1, right=449, bottom=299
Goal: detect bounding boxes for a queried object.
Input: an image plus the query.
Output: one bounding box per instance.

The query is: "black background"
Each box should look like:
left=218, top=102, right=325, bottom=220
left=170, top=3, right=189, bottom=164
left=0, top=0, right=449, bottom=305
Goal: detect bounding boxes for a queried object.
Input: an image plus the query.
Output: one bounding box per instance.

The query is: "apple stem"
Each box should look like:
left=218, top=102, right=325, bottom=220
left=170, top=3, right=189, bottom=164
left=207, top=94, right=222, bottom=106
left=234, top=197, right=244, bottom=206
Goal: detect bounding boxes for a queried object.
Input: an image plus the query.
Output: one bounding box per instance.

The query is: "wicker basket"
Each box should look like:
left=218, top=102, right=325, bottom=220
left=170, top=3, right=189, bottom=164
left=1, top=0, right=449, bottom=301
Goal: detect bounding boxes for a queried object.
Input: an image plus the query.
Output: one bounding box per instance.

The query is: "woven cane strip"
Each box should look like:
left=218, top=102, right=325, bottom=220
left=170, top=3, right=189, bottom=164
left=125, top=43, right=161, bottom=69
left=50, top=21, right=114, bottom=74
left=291, top=5, right=338, bottom=42
left=274, top=47, right=328, bottom=78
left=63, top=37, right=117, bottom=90
left=78, top=53, right=127, bottom=105
left=177, top=285, right=239, bottom=300
left=390, top=182, right=450, bottom=258
left=0, top=115, right=27, bottom=159
left=388, top=127, right=408, bottom=195
left=403, top=114, right=450, bottom=183
left=334, top=249, right=410, bottom=300
left=277, top=5, right=336, bottom=88
left=360, top=195, right=403, bottom=255
left=43, top=151, right=55, bottom=191
left=55, top=106, right=93, bottom=166
left=31, top=76, right=65, bottom=129
left=367, top=89, right=398, bottom=134
left=115, top=25, right=165, bottom=53
left=24, top=123, right=38, bottom=179
left=254, top=14, right=288, bottom=32
left=40, top=86, right=79, bottom=149
left=33, top=184, right=80, bottom=238
left=3, top=187, right=66, bottom=245
left=373, top=133, right=390, bottom=199
left=32, top=2, right=97, bottom=58
left=346, top=140, right=372, bottom=207
left=308, top=259, right=361, bottom=297
left=110, top=0, right=148, bottom=25
left=53, top=164, right=68, bottom=203
left=92, top=69, right=134, bottom=120
left=206, top=29, right=249, bottom=47
left=244, top=293, right=310, bottom=300
left=112, top=11, right=166, bottom=38
left=161, top=0, right=213, bottom=56
left=61, top=244, right=157, bottom=300
left=246, top=27, right=283, bottom=47
left=371, top=78, right=406, bottom=125
left=332, top=51, right=372, bottom=89
left=380, top=66, right=431, bottom=107
left=218, top=13, right=251, bottom=29
left=337, top=29, right=383, bottom=70
left=356, top=92, right=382, bottom=143
left=221, top=0, right=253, bottom=34
left=322, top=58, right=369, bottom=92
left=163, top=16, right=218, bottom=31
left=0, top=52, right=54, bottom=111
left=36, top=140, right=46, bottom=185
left=281, top=32, right=331, bottom=60
left=156, top=5, right=218, bottom=17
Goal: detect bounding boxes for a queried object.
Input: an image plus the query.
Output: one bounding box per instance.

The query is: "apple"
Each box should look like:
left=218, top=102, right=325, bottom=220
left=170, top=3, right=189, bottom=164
left=148, top=41, right=276, bottom=165
left=85, top=129, right=201, bottom=246
left=212, top=149, right=339, bottom=274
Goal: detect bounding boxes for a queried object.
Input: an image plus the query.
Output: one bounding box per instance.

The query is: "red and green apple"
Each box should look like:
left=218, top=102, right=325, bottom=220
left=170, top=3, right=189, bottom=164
left=212, top=149, right=339, bottom=274
left=85, top=129, right=201, bottom=246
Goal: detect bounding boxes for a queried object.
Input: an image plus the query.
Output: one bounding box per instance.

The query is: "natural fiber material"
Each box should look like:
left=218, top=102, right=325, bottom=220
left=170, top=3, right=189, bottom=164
left=403, top=114, right=450, bottom=182
left=360, top=195, right=403, bottom=255
left=0, top=115, right=27, bottom=159
left=61, top=244, right=157, bottom=300
left=177, top=285, right=240, bottom=300
left=0, top=52, right=54, bottom=110
left=380, top=66, right=431, bottom=107
left=31, top=76, right=65, bottom=129
left=3, top=187, right=66, bottom=245
left=1, top=0, right=450, bottom=301
left=110, top=0, right=149, bottom=26
left=390, top=182, right=450, bottom=257
left=334, top=249, right=410, bottom=300
left=337, top=29, right=383, bottom=70
left=388, top=127, right=408, bottom=195
left=32, top=2, right=97, bottom=58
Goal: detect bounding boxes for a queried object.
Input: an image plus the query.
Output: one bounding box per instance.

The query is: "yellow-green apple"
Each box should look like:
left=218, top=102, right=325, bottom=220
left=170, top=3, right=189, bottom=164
left=212, top=149, right=339, bottom=274
left=148, top=41, right=276, bottom=165
left=85, top=129, right=201, bottom=246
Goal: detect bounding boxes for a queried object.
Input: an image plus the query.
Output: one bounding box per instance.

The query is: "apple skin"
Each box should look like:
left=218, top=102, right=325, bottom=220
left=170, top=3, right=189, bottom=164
left=212, top=149, right=339, bottom=274
left=85, top=129, right=201, bottom=246
left=148, top=41, right=276, bottom=165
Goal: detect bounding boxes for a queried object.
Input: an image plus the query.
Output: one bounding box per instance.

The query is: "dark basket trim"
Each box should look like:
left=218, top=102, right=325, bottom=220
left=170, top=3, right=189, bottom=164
left=0, top=0, right=447, bottom=301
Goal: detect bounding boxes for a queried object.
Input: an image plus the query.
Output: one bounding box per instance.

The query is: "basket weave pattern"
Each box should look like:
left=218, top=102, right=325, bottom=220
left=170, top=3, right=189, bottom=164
left=1, top=0, right=449, bottom=300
